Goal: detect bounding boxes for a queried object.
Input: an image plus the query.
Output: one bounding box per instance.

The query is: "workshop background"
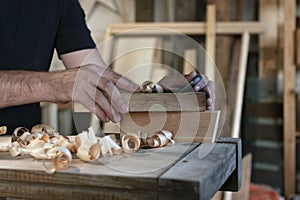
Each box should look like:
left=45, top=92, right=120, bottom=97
left=42, top=0, right=299, bottom=199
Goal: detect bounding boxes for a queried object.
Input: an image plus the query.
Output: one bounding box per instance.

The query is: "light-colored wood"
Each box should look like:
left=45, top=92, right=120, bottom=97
left=120, top=111, right=220, bottom=143
left=212, top=0, right=234, bottom=87
left=259, top=0, right=281, bottom=78
left=231, top=32, right=250, bottom=138
left=0, top=137, right=241, bottom=200
left=123, top=92, right=206, bottom=112
left=183, top=49, right=197, bottom=74
left=296, top=29, right=300, bottom=66
left=232, top=153, right=252, bottom=200
left=107, top=22, right=264, bottom=35
left=283, top=0, right=296, bottom=196
left=205, top=4, right=216, bottom=81
left=211, top=192, right=223, bottom=200
left=75, top=92, right=206, bottom=113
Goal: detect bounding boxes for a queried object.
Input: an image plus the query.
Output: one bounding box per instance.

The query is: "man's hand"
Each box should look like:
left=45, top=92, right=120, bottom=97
left=70, top=64, right=139, bottom=123
left=60, top=49, right=140, bottom=122
left=158, top=71, right=215, bottom=110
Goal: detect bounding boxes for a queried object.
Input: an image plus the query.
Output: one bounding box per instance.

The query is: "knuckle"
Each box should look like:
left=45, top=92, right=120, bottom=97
left=101, top=78, right=113, bottom=89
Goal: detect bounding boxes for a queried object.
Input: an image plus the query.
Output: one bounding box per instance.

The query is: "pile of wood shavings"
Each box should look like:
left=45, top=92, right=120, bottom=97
left=0, top=124, right=175, bottom=173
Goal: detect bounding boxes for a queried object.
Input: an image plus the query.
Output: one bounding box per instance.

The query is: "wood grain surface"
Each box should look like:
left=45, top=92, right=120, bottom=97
left=0, top=137, right=240, bottom=200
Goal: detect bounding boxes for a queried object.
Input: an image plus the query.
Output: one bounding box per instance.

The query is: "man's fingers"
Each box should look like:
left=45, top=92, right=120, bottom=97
left=102, top=68, right=140, bottom=92
left=184, top=70, right=198, bottom=82
left=94, top=89, right=121, bottom=122
left=193, top=74, right=209, bottom=91
left=97, top=77, right=129, bottom=114
left=79, top=94, right=109, bottom=122
left=200, top=81, right=215, bottom=110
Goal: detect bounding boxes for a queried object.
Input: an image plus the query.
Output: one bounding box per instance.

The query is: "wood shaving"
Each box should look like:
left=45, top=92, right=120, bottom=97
left=140, top=81, right=163, bottom=93
left=146, top=130, right=175, bottom=148
left=121, top=133, right=141, bottom=153
left=98, top=135, right=122, bottom=156
left=2, top=124, right=175, bottom=173
left=0, top=126, right=7, bottom=135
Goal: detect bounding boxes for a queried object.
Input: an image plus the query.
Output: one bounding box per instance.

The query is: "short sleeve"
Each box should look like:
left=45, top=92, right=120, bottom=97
left=55, top=0, right=96, bottom=55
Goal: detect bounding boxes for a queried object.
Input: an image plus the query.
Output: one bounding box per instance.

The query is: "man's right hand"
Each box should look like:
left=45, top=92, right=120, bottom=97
left=72, top=64, right=139, bottom=122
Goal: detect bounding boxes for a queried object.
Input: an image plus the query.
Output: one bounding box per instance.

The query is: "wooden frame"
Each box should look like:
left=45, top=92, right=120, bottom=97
left=283, top=0, right=297, bottom=196
left=106, top=22, right=264, bottom=35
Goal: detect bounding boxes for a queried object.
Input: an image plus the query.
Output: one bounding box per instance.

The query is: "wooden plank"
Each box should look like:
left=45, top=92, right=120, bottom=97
left=205, top=4, right=216, bottom=81
left=123, top=92, right=206, bottom=112
left=74, top=92, right=206, bottom=113
left=296, top=29, right=300, bottom=66
left=0, top=137, right=241, bottom=199
left=108, top=22, right=264, bottom=35
left=218, top=137, right=242, bottom=192
left=0, top=144, right=197, bottom=200
left=231, top=32, right=250, bottom=138
left=158, top=141, right=237, bottom=200
left=232, top=153, right=252, bottom=200
left=259, top=0, right=281, bottom=78
left=120, top=111, right=220, bottom=143
left=183, top=49, right=197, bottom=74
left=283, top=0, right=296, bottom=196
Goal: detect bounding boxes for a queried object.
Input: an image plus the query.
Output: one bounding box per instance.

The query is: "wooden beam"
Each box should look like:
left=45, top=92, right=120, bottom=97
left=231, top=32, right=250, bottom=138
left=296, top=29, right=300, bottom=66
left=159, top=141, right=236, bottom=200
left=205, top=4, right=216, bottom=81
left=259, top=0, right=281, bottom=78
left=283, top=0, right=296, bottom=196
left=107, top=22, right=264, bottom=35
left=232, top=153, right=252, bottom=200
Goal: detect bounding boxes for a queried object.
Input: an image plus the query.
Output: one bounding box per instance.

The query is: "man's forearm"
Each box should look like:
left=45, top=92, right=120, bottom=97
left=0, top=69, right=76, bottom=108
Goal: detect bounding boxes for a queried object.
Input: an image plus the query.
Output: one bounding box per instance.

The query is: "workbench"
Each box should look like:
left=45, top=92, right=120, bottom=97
left=0, top=137, right=241, bottom=200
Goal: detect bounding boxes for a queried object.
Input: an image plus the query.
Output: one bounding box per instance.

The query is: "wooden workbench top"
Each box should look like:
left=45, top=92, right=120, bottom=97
left=0, top=137, right=241, bottom=200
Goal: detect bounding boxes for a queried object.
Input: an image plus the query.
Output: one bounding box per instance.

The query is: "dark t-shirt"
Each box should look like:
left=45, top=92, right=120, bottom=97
left=0, top=0, right=96, bottom=133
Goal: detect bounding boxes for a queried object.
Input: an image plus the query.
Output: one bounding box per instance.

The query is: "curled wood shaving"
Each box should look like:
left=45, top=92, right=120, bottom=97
left=140, top=81, right=163, bottom=93
left=31, top=124, right=57, bottom=136
left=121, top=133, right=141, bottom=153
left=11, top=127, right=29, bottom=143
left=3, top=123, right=176, bottom=173
left=43, top=147, right=72, bottom=174
left=98, top=135, right=122, bottom=156
left=75, top=127, right=100, bottom=162
left=146, top=130, right=175, bottom=148
left=0, top=126, right=7, bottom=135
